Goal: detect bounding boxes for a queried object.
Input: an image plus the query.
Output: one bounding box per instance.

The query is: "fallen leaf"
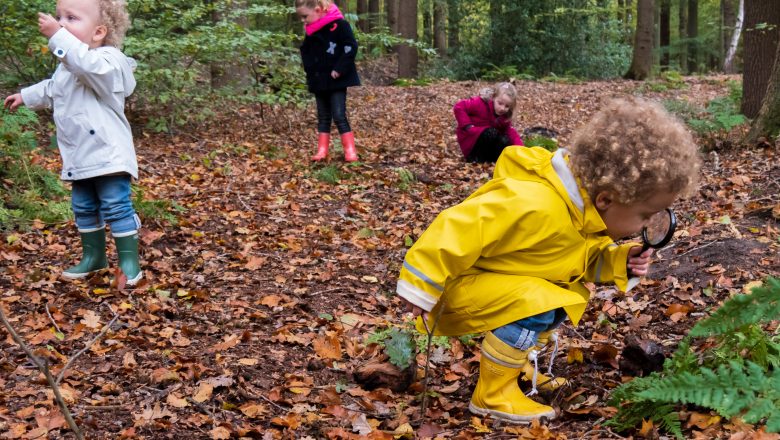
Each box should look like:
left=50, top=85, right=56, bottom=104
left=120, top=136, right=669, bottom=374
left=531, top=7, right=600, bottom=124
left=193, top=382, right=214, bottom=403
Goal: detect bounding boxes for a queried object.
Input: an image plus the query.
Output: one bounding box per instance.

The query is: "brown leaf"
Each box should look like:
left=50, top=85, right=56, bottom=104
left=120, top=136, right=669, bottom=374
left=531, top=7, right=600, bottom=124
left=313, top=334, right=342, bottom=360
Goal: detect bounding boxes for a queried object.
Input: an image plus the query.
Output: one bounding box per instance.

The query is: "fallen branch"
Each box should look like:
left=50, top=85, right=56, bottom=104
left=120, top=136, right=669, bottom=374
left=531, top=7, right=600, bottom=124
left=56, top=302, right=120, bottom=385
left=0, top=305, right=84, bottom=440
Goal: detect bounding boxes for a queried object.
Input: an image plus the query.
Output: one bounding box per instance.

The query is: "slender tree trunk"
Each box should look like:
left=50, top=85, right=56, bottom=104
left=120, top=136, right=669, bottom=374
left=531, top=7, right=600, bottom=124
left=422, top=0, right=432, bottom=45
left=747, top=32, right=780, bottom=143
left=687, top=0, right=699, bottom=72
left=625, top=0, right=655, bottom=80
left=742, top=0, right=780, bottom=118
left=660, top=0, right=670, bottom=69
left=654, top=1, right=661, bottom=67
left=397, top=0, right=418, bottom=78
left=433, top=0, right=447, bottom=56
left=357, top=0, right=369, bottom=32
left=679, top=0, right=688, bottom=72
left=446, top=0, right=460, bottom=50
left=723, top=0, right=744, bottom=73
left=369, top=0, right=380, bottom=31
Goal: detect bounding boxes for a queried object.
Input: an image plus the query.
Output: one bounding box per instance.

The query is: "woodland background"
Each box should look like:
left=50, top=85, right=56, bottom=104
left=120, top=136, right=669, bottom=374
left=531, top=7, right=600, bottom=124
left=0, top=0, right=779, bottom=439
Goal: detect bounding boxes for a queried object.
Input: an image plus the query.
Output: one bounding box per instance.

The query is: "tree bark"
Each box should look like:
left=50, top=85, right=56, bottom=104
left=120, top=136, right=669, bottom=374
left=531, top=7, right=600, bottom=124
left=446, top=0, right=459, bottom=50
left=741, top=0, right=780, bottom=118
left=397, top=0, right=418, bottom=78
left=433, top=0, right=447, bottom=55
left=723, top=0, right=744, bottom=73
left=369, top=0, right=380, bottom=31
left=687, top=0, right=699, bottom=72
left=357, top=0, right=369, bottom=32
left=679, top=0, right=688, bottom=73
left=747, top=33, right=780, bottom=143
left=660, top=0, right=670, bottom=68
left=387, top=0, right=399, bottom=35
left=625, top=0, right=655, bottom=80
left=422, top=0, right=432, bottom=45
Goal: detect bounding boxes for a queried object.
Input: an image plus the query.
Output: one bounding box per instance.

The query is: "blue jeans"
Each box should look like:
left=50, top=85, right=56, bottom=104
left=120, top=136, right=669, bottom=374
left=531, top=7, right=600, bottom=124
left=315, top=89, right=351, bottom=134
left=71, top=175, right=140, bottom=235
left=493, top=308, right=568, bottom=350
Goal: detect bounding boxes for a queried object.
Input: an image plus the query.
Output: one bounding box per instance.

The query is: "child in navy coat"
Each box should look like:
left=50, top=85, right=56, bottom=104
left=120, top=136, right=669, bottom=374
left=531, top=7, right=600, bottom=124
left=296, top=0, right=360, bottom=162
left=454, top=83, right=524, bottom=163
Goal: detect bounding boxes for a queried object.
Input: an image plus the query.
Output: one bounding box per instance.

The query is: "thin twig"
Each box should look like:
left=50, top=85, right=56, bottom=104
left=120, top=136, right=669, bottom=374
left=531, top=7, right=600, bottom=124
left=0, top=305, right=84, bottom=440
left=678, top=239, right=719, bottom=257
left=56, top=303, right=120, bottom=385
left=45, top=303, right=63, bottom=335
left=418, top=301, right=446, bottom=423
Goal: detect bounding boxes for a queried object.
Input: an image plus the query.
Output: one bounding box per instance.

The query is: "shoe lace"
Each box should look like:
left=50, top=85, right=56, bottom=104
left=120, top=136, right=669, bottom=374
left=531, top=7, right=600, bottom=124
left=547, top=332, right=559, bottom=377
left=525, top=349, right=540, bottom=396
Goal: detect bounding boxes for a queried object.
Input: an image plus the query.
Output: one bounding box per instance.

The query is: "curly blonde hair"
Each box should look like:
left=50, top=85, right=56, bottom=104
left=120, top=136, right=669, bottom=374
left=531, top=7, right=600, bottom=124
left=479, top=82, right=517, bottom=117
left=569, top=97, right=701, bottom=204
left=295, top=0, right=332, bottom=9
left=98, top=0, right=130, bottom=48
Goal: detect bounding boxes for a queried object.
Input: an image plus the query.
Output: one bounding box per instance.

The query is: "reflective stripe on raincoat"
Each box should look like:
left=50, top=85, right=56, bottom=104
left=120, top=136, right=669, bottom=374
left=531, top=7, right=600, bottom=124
left=396, top=146, right=639, bottom=336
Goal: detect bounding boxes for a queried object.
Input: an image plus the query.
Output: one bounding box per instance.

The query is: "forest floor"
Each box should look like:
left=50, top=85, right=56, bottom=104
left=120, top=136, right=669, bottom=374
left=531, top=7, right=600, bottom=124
left=0, top=75, right=779, bottom=440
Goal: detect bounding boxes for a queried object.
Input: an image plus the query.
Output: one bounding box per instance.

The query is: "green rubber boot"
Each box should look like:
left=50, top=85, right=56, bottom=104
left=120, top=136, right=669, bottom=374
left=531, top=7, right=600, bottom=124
left=62, top=228, right=108, bottom=279
left=114, top=231, right=143, bottom=286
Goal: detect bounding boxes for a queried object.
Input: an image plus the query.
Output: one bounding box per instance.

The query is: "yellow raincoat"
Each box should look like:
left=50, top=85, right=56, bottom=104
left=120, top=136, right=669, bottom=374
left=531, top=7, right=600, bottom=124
left=397, top=146, right=639, bottom=336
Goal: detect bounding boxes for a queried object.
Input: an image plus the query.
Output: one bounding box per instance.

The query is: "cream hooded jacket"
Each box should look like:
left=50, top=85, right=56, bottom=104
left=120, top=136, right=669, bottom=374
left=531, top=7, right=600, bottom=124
left=396, top=146, right=639, bottom=336
left=21, top=28, right=138, bottom=181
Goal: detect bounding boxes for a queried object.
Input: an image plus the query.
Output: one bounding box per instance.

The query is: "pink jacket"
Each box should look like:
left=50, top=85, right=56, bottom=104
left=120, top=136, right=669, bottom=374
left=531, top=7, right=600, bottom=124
left=453, top=96, right=523, bottom=157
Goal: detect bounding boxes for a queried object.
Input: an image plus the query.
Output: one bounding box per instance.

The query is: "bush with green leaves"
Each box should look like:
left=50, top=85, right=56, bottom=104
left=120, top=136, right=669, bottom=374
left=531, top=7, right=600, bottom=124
left=0, top=0, right=57, bottom=87
left=664, top=81, right=747, bottom=135
left=0, top=107, right=70, bottom=229
left=607, top=278, right=780, bottom=438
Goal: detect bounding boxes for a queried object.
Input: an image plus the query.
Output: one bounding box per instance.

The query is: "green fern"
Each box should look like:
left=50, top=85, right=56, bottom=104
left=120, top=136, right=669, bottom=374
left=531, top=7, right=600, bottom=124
left=606, top=375, right=684, bottom=439
left=690, top=278, right=780, bottom=337
left=636, top=361, right=780, bottom=428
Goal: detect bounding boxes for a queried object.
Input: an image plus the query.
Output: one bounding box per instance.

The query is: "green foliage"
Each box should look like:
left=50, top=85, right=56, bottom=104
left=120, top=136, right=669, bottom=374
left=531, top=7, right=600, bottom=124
left=608, top=278, right=780, bottom=437
left=664, top=82, right=747, bottom=135
left=524, top=135, right=558, bottom=152
left=132, top=185, right=184, bottom=225
left=367, top=323, right=451, bottom=369
left=394, top=167, right=416, bottom=191
left=0, top=0, right=57, bottom=86
left=0, top=108, right=70, bottom=229
left=313, top=164, right=342, bottom=184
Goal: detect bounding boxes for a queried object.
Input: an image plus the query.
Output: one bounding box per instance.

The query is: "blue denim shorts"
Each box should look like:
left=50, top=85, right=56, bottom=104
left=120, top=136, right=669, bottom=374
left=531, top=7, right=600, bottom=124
left=492, top=308, right=568, bottom=350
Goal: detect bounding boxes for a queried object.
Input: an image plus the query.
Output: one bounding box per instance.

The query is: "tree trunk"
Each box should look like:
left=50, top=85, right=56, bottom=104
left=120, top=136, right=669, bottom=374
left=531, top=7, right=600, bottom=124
left=747, top=33, right=780, bottom=143
left=446, top=0, right=460, bottom=50
left=397, top=0, right=418, bottom=78
left=679, top=0, right=688, bottom=73
left=387, top=0, right=399, bottom=35
left=625, top=0, right=655, bottom=80
left=422, top=0, right=432, bottom=45
left=660, top=0, right=670, bottom=68
left=433, top=0, right=447, bottom=55
left=357, top=0, right=369, bottom=32
left=369, top=0, right=380, bottom=31
left=210, top=0, right=249, bottom=89
left=741, top=0, right=780, bottom=118
left=723, top=0, right=744, bottom=73
left=687, top=0, right=699, bottom=72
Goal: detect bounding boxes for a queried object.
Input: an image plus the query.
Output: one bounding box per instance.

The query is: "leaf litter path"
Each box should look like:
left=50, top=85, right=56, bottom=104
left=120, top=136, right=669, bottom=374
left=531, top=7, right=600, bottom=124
left=1, top=77, right=778, bottom=439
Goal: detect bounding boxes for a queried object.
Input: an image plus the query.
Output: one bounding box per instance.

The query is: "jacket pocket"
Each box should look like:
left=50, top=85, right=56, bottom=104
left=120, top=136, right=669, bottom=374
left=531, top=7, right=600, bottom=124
left=54, top=113, right=113, bottom=170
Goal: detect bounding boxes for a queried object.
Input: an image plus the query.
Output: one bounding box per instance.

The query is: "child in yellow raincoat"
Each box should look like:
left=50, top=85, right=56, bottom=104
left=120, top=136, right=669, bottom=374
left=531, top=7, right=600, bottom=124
left=396, top=97, right=701, bottom=423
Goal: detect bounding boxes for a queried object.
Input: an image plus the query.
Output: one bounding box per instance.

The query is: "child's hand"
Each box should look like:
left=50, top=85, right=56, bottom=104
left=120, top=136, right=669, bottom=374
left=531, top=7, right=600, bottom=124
left=4, top=94, right=23, bottom=112
left=401, top=298, right=425, bottom=319
left=38, top=12, right=61, bottom=39
left=330, top=70, right=340, bottom=79
left=627, top=246, right=654, bottom=276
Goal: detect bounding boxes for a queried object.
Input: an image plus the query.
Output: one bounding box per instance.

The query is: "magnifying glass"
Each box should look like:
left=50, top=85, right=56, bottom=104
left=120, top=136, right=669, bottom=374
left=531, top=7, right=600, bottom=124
left=640, top=208, right=677, bottom=252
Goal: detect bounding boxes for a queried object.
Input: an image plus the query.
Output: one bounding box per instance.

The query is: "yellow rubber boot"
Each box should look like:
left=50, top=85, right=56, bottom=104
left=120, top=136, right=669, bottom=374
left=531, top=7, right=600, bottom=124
left=521, top=330, right=567, bottom=391
left=469, top=332, right=557, bottom=423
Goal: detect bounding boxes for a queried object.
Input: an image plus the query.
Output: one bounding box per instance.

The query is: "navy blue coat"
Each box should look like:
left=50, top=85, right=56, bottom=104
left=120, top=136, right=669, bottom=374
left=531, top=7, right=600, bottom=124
left=300, top=19, right=361, bottom=93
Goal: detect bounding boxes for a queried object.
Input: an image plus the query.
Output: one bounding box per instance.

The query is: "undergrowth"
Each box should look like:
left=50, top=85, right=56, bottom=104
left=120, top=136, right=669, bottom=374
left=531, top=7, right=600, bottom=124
left=607, top=278, right=780, bottom=437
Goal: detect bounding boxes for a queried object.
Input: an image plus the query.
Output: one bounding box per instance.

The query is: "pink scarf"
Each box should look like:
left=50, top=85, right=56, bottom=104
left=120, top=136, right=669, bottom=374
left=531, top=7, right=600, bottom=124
left=305, top=4, right=344, bottom=36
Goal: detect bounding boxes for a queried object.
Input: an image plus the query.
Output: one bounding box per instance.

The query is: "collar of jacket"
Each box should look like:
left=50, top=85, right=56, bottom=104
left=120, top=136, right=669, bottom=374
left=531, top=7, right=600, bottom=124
left=305, top=4, right=344, bottom=35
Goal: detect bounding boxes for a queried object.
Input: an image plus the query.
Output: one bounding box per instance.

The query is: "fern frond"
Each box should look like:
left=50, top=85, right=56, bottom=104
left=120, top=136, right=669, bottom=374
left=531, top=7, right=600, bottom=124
left=690, top=278, right=780, bottom=337
left=636, top=360, right=780, bottom=431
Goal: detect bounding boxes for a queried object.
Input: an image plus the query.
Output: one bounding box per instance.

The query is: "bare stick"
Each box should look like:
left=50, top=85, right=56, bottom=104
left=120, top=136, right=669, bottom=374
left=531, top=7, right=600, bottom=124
left=0, top=305, right=84, bottom=440
left=56, top=303, right=120, bottom=385
left=45, top=303, right=63, bottom=335
left=418, top=301, right=446, bottom=423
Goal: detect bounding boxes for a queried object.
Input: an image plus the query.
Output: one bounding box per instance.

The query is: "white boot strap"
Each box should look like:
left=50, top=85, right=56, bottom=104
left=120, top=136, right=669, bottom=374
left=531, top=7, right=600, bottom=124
left=547, top=332, right=559, bottom=376
left=526, top=349, right=539, bottom=396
